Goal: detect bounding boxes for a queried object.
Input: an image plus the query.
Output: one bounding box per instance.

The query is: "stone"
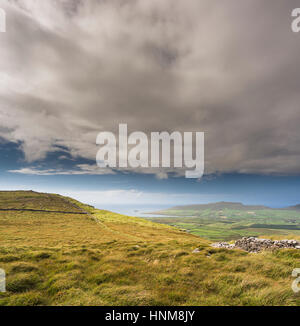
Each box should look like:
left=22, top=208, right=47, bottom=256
left=211, top=237, right=300, bottom=253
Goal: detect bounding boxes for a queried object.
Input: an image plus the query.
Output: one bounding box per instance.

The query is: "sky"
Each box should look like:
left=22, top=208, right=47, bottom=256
left=0, top=0, right=300, bottom=210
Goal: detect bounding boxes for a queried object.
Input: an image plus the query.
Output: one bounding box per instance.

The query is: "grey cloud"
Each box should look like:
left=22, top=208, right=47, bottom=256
left=1, top=0, right=300, bottom=175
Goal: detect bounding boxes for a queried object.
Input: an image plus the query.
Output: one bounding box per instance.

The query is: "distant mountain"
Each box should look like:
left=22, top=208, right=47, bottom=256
left=169, top=201, right=270, bottom=211
left=151, top=201, right=300, bottom=213
left=283, top=204, right=300, bottom=211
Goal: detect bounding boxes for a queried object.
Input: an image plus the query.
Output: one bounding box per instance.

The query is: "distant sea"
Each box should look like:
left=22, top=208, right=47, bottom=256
left=94, top=204, right=173, bottom=217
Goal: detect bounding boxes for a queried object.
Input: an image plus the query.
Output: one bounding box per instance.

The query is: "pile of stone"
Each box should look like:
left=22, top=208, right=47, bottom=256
left=211, top=237, right=300, bottom=253
left=211, top=242, right=235, bottom=249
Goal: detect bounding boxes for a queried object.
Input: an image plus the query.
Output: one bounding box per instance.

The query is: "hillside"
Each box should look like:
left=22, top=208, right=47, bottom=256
left=0, top=191, right=299, bottom=306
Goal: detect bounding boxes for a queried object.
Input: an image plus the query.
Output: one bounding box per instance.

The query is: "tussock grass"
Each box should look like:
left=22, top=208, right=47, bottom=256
left=6, top=273, right=40, bottom=293
left=10, top=262, right=39, bottom=273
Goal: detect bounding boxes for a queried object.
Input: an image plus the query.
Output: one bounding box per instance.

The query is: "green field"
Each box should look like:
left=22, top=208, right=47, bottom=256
left=146, top=205, right=300, bottom=241
left=0, top=192, right=299, bottom=306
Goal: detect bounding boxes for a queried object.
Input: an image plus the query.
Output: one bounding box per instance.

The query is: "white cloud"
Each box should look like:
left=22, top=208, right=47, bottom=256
left=58, top=189, right=233, bottom=207
left=8, top=164, right=115, bottom=175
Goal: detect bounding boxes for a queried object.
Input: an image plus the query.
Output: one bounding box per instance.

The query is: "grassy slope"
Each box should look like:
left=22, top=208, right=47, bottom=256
left=0, top=191, right=299, bottom=306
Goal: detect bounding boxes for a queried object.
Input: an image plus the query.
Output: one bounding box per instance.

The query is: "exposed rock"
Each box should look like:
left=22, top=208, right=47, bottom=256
left=211, top=242, right=235, bottom=249
left=211, top=237, right=300, bottom=253
left=192, top=248, right=201, bottom=253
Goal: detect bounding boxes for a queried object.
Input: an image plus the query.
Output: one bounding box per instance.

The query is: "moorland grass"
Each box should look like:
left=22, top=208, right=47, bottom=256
left=0, top=191, right=299, bottom=306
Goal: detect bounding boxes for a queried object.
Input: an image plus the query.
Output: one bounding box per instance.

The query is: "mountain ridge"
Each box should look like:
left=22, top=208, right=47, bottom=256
left=283, top=204, right=300, bottom=211
left=154, top=201, right=300, bottom=212
left=169, top=201, right=269, bottom=211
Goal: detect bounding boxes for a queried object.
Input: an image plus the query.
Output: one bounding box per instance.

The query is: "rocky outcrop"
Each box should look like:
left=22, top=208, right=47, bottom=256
left=211, top=237, right=300, bottom=253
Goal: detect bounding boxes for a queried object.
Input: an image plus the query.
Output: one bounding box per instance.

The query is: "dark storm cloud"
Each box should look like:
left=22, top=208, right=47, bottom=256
left=1, top=0, right=300, bottom=175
